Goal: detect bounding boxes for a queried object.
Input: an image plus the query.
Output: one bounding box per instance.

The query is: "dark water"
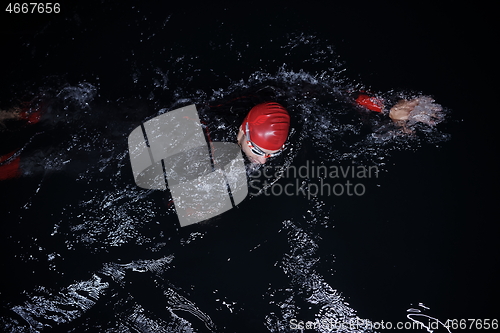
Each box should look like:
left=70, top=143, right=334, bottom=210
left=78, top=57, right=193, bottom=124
left=1, top=2, right=497, bottom=333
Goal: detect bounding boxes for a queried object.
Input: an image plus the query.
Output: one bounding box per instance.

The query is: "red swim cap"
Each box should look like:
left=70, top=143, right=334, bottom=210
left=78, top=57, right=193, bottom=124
left=355, top=93, right=384, bottom=112
left=242, top=102, right=290, bottom=151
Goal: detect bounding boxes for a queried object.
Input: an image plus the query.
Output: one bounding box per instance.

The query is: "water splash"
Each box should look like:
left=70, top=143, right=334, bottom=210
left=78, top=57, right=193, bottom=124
left=265, top=198, right=374, bottom=333
left=407, top=304, right=452, bottom=333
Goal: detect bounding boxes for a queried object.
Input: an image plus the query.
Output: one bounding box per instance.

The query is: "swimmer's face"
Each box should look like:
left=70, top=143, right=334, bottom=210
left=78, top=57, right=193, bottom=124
left=237, top=126, right=280, bottom=164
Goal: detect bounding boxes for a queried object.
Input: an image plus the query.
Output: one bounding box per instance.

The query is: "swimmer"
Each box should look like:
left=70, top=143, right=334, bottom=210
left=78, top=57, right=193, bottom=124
left=234, top=93, right=442, bottom=164
left=236, top=102, right=290, bottom=164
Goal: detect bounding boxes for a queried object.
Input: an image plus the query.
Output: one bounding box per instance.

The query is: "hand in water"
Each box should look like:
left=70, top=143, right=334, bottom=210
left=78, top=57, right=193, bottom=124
left=390, top=96, right=444, bottom=128
left=408, top=96, right=444, bottom=126
left=389, top=99, right=419, bottom=121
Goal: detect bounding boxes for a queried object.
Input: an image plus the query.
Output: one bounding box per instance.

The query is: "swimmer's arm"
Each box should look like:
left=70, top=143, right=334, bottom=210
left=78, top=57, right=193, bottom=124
left=355, top=93, right=415, bottom=121
left=356, top=92, right=443, bottom=128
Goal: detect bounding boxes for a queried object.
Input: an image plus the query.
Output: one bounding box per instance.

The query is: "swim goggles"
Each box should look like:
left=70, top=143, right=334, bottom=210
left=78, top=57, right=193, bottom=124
left=245, top=122, right=285, bottom=158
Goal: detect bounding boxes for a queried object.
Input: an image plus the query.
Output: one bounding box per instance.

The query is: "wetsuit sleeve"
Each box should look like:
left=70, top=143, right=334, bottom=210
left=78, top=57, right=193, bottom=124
left=355, top=93, right=384, bottom=112
left=19, top=105, right=43, bottom=124
left=0, top=151, right=21, bottom=180
left=354, top=92, right=403, bottom=114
